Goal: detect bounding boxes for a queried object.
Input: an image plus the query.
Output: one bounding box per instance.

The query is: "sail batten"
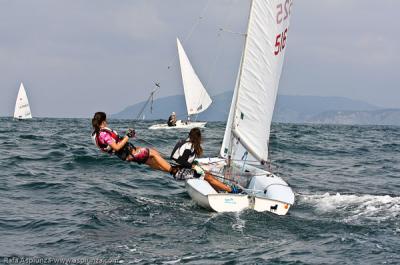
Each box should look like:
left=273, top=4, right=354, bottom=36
left=177, top=38, right=212, bottom=116
left=221, top=0, right=292, bottom=164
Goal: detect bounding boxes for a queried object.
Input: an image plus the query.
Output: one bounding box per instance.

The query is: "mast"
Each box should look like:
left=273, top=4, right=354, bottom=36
left=221, top=0, right=293, bottom=164
left=227, top=0, right=254, bottom=160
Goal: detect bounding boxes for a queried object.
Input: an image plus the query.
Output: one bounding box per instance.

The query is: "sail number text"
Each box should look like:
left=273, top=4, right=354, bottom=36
left=276, top=0, right=293, bottom=25
left=274, top=0, right=292, bottom=56
left=274, top=28, right=288, bottom=56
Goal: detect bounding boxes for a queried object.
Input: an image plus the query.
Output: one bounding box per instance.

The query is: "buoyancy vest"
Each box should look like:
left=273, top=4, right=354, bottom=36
left=167, top=115, right=176, bottom=126
left=170, top=139, right=196, bottom=168
left=91, top=127, right=121, bottom=153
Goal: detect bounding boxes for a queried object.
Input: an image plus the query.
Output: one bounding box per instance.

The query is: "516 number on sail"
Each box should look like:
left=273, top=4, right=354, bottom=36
left=274, top=0, right=292, bottom=56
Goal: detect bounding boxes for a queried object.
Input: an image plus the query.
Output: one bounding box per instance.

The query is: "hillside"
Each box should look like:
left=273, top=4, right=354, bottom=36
left=111, top=91, right=400, bottom=125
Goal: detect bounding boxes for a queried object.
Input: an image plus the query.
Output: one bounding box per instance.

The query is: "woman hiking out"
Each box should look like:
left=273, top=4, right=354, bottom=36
left=91, top=112, right=179, bottom=175
left=171, top=127, right=240, bottom=193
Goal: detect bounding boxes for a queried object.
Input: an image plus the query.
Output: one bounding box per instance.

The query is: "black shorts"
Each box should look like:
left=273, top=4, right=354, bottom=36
left=115, top=143, right=135, bottom=161
left=173, top=168, right=201, bottom=181
left=115, top=143, right=150, bottom=164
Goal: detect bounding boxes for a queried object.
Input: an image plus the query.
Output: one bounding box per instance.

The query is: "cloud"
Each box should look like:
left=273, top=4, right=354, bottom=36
left=111, top=3, right=169, bottom=41
left=1, top=0, right=399, bottom=117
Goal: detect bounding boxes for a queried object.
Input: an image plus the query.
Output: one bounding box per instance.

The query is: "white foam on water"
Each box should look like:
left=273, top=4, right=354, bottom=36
left=231, top=212, right=246, bottom=232
left=162, top=258, right=182, bottom=264
left=203, top=212, right=224, bottom=225
left=135, top=195, right=193, bottom=211
left=299, top=193, right=400, bottom=224
left=135, top=196, right=166, bottom=207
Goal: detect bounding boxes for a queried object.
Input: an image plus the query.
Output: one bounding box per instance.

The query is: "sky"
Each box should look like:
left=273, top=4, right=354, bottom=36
left=1, top=0, right=399, bottom=118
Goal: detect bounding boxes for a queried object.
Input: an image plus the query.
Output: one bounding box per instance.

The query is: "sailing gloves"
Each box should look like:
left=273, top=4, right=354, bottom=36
left=193, top=165, right=205, bottom=176
left=125, top=128, right=136, bottom=138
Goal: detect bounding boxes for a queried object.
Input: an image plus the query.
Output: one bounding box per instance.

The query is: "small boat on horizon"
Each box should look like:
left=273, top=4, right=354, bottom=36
left=14, top=82, right=32, bottom=120
left=149, top=38, right=212, bottom=130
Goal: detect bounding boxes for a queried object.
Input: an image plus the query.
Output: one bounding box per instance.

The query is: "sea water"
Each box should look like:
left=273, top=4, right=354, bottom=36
left=0, top=118, right=399, bottom=264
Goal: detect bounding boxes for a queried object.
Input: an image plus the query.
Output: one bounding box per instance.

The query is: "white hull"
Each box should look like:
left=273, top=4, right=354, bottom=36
left=185, top=157, right=295, bottom=215
left=182, top=1, right=296, bottom=215
left=149, top=120, right=206, bottom=130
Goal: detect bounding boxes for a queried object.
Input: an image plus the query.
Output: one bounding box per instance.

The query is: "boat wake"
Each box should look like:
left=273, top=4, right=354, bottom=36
left=299, top=193, right=400, bottom=224
left=232, top=212, right=246, bottom=233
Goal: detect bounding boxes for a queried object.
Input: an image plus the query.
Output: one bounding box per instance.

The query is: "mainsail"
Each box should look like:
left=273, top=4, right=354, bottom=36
left=14, top=82, right=32, bottom=119
left=221, top=0, right=293, bottom=164
left=177, top=38, right=212, bottom=116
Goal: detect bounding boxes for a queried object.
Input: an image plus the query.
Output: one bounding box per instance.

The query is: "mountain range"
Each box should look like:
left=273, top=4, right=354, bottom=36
left=111, top=91, right=400, bottom=126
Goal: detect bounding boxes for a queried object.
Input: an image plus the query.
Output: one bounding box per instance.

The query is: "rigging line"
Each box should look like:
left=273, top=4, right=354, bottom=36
left=199, top=157, right=264, bottom=165
left=201, top=167, right=293, bottom=195
left=217, top=157, right=291, bottom=183
left=135, top=83, right=160, bottom=120
left=192, top=0, right=239, bottom=122
left=226, top=0, right=254, bottom=161
left=131, top=83, right=170, bottom=153
left=166, top=0, right=212, bottom=70
left=221, top=170, right=271, bottom=177
left=205, top=0, right=238, bottom=87
left=155, top=0, right=213, bottom=123
left=134, top=137, right=170, bottom=158
left=135, top=96, right=151, bottom=120
left=268, top=127, right=281, bottom=174
left=218, top=28, right=247, bottom=36
left=182, top=0, right=212, bottom=43
left=201, top=168, right=280, bottom=193
left=202, top=170, right=247, bottom=191
left=198, top=161, right=273, bottom=177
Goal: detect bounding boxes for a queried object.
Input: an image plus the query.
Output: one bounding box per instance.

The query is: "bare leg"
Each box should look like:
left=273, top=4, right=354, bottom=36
left=204, top=173, right=232, bottom=192
left=151, top=149, right=160, bottom=156
left=126, top=147, right=171, bottom=173
left=145, top=148, right=171, bottom=172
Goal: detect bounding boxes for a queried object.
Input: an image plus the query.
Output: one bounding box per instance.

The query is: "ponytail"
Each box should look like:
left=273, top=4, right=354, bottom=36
left=92, top=112, right=106, bottom=134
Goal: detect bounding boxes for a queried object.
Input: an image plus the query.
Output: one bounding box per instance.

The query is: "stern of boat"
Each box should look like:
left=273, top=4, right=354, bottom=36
left=185, top=158, right=295, bottom=215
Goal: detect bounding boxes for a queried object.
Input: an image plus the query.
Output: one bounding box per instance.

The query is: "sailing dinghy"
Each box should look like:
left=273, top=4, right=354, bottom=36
left=186, top=0, right=295, bottom=215
left=149, top=38, right=212, bottom=129
left=14, top=82, right=32, bottom=120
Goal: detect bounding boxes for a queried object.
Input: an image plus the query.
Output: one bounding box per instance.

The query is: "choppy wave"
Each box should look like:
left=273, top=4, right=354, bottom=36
left=0, top=118, right=399, bottom=264
left=300, top=193, right=400, bottom=224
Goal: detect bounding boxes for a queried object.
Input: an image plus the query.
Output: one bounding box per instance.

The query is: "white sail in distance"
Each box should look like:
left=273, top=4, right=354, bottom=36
left=221, top=0, right=293, bottom=164
left=14, top=82, right=32, bottom=119
left=177, top=38, right=212, bottom=116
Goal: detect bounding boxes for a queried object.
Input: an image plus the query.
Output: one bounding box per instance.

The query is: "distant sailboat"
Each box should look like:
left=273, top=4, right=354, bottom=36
left=14, top=82, right=32, bottom=120
left=149, top=38, right=212, bottom=129
left=185, top=0, right=295, bottom=215
left=135, top=83, right=160, bottom=121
